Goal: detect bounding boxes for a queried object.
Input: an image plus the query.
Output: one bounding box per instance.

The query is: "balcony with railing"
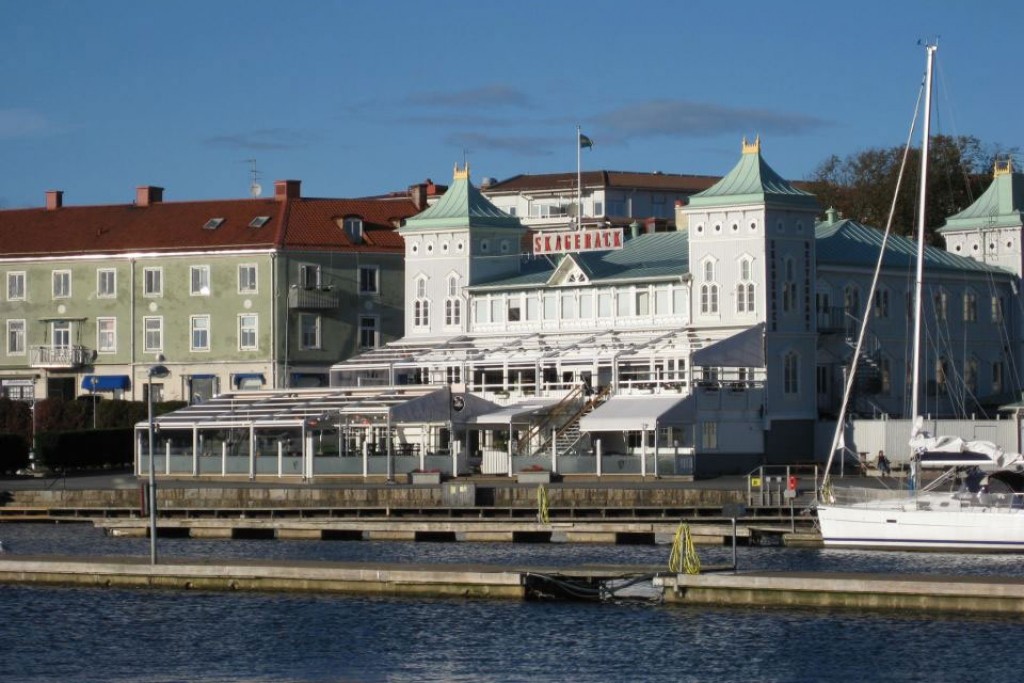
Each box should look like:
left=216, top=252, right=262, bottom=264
left=30, top=345, right=91, bottom=369
left=288, top=286, right=339, bottom=309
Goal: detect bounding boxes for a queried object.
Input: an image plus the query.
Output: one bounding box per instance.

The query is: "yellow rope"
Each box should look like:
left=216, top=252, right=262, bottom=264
left=668, top=522, right=701, bottom=575
left=821, top=478, right=834, bottom=504
left=537, top=484, right=550, bottom=524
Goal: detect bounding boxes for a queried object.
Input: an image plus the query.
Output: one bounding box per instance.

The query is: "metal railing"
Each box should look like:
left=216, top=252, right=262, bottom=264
left=29, top=345, right=91, bottom=369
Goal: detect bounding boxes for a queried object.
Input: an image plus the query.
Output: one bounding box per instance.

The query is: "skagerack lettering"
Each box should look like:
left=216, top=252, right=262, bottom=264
left=532, top=228, right=625, bottom=255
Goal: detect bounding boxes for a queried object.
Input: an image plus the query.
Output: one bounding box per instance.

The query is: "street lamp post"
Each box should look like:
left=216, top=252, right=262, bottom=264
left=146, top=363, right=170, bottom=565
left=89, top=376, right=98, bottom=429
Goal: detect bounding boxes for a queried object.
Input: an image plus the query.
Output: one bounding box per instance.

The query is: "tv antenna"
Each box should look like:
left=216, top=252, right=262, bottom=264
left=246, top=159, right=262, bottom=198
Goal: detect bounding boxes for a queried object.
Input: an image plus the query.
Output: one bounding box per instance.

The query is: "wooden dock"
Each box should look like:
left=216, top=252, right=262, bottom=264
left=0, top=556, right=665, bottom=601
left=2, top=556, right=1022, bottom=614
left=656, top=570, right=1024, bottom=614
left=89, top=517, right=820, bottom=547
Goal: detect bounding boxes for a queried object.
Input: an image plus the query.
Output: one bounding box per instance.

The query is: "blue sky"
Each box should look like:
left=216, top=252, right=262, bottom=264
left=2, top=0, right=1022, bottom=208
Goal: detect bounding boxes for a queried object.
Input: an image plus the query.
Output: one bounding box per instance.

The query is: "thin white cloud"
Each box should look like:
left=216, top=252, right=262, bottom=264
left=0, top=108, right=59, bottom=139
left=203, top=128, right=319, bottom=151
left=593, top=99, right=830, bottom=139
left=405, top=84, right=532, bottom=109
left=445, top=132, right=555, bottom=157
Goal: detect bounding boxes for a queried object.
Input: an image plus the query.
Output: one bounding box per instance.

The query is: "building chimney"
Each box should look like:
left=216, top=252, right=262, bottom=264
left=45, top=190, right=63, bottom=210
left=275, top=179, right=301, bottom=201
left=408, top=183, right=427, bottom=211
left=136, top=186, right=164, bottom=207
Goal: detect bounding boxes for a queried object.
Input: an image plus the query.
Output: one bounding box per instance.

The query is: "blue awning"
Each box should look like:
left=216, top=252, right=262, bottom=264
left=189, top=374, right=217, bottom=380
left=233, top=373, right=266, bottom=387
left=82, top=375, right=131, bottom=391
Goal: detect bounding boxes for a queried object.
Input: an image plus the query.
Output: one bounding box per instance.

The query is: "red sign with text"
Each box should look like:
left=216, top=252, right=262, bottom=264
left=532, top=228, right=624, bottom=255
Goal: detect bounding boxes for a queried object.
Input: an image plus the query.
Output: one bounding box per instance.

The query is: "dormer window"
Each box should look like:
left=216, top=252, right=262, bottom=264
left=344, top=216, right=363, bottom=244
left=203, top=218, right=225, bottom=230
left=249, top=216, right=271, bottom=229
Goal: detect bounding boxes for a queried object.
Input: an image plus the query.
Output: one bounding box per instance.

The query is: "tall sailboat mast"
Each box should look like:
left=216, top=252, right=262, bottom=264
left=911, top=43, right=937, bottom=427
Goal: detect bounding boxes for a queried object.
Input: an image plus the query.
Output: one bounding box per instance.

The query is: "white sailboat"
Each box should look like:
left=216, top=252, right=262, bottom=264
left=817, top=43, right=1024, bottom=552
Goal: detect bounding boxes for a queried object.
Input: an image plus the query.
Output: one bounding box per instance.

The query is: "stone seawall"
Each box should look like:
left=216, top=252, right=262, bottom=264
left=6, top=485, right=746, bottom=511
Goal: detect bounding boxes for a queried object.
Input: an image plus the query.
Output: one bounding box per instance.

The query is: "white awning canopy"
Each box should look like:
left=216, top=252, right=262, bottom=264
left=469, top=400, right=559, bottom=426
left=579, top=395, right=693, bottom=432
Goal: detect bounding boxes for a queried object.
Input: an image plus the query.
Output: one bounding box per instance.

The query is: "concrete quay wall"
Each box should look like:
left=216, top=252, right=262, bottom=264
left=0, top=557, right=528, bottom=600
left=657, top=571, right=1024, bottom=614
left=5, top=485, right=746, bottom=512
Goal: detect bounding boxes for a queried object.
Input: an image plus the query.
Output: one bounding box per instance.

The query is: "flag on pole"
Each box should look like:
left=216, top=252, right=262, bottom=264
left=579, top=133, right=594, bottom=149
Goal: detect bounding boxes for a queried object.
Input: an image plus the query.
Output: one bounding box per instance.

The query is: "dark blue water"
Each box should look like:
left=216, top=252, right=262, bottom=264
left=2, top=522, right=1024, bottom=682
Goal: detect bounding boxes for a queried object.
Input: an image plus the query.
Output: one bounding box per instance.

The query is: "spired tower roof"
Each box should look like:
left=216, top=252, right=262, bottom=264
left=400, top=164, right=524, bottom=232
left=938, top=160, right=1024, bottom=234
left=686, top=137, right=818, bottom=210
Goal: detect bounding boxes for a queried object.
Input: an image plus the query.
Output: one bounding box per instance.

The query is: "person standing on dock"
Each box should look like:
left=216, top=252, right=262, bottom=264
left=877, top=451, right=891, bottom=476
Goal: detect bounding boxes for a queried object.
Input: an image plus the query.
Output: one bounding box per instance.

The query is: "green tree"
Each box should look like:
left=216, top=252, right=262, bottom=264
left=808, top=135, right=1018, bottom=244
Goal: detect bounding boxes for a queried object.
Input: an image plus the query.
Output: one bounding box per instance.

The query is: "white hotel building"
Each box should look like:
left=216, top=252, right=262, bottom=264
left=145, top=142, right=1023, bottom=480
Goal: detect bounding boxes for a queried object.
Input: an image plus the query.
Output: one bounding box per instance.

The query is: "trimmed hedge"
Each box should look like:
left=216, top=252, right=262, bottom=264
left=0, top=433, right=30, bottom=474
left=36, top=429, right=134, bottom=471
left=0, top=398, right=188, bottom=473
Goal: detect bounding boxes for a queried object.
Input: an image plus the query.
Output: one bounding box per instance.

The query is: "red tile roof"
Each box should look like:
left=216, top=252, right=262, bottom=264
left=0, top=189, right=421, bottom=258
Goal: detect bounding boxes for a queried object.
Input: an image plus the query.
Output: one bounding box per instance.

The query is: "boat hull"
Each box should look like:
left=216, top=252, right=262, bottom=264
left=818, top=500, right=1024, bottom=552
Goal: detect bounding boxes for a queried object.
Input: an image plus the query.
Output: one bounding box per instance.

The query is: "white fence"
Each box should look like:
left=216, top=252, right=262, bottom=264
left=815, top=417, right=1021, bottom=467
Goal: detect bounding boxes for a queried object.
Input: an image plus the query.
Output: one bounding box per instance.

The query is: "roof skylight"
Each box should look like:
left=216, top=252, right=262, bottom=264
left=249, top=216, right=271, bottom=228
left=203, top=218, right=225, bottom=230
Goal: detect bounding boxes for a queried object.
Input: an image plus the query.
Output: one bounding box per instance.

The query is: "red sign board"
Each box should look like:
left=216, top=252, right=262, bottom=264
left=532, top=228, right=624, bottom=255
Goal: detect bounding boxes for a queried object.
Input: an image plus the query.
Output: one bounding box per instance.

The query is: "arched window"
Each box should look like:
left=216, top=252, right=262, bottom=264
left=966, top=357, right=978, bottom=394
left=736, top=257, right=755, bottom=314
left=414, top=276, right=430, bottom=329
left=445, top=275, right=461, bottom=327
left=963, top=290, right=977, bottom=322
left=935, top=356, right=949, bottom=395
left=700, top=258, right=719, bottom=314
left=784, top=351, right=799, bottom=395
left=782, top=258, right=796, bottom=313
left=934, top=289, right=948, bottom=322
left=874, top=288, right=890, bottom=319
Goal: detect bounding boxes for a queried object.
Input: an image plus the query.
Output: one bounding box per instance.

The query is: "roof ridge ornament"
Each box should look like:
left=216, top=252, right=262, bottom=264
left=742, top=135, right=761, bottom=155
left=453, top=163, right=470, bottom=181
left=994, top=158, right=1013, bottom=177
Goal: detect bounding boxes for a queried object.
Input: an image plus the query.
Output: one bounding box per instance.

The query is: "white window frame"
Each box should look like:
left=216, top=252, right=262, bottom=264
left=238, top=314, right=258, bottom=351
left=414, top=276, right=430, bottom=329
left=299, top=313, right=321, bottom=350
left=963, top=290, right=977, bottom=323
left=144, top=316, right=163, bottom=353
left=97, top=317, right=116, bottom=353
left=190, top=315, right=211, bottom=352
left=143, top=267, right=163, bottom=297
left=238, top=264, right=258, bottom=294
left=359, top=266, right=380, bottom=294
left=52, top=270, right=71, bottom=299
left=359, top=315, right=379, bottom=349
left=700, top=258, right=719, bottom=315
left=190, top=265, right=211, bottom=296
left=299, top=264, right=321, bottom=289
left=702, top=422, right=718, bottom=450
left=7, top=272, right=25, bottom=301
left=51, top=320, right=71, bottom=348
left=97, top=268, right=117, bottom=298
left=7, top=319, right=25, bottom=355
left=345, top=217, right=364, bottom=244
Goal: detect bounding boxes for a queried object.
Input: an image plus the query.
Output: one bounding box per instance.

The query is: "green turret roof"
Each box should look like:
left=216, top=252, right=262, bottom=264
left=816, top=215, right=1007, bottom=275
left=938, top=162, right=1024, bottom=234
left=687, top=138, right=818, bottom=210
left=400, top=164, right=524, bottom=232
